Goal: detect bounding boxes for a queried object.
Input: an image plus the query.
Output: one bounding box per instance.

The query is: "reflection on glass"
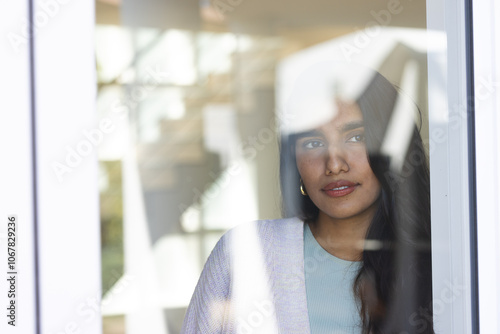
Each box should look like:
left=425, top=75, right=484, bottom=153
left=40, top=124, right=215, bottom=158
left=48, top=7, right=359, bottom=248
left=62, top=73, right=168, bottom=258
left=95, top=1, right=437, bottom=333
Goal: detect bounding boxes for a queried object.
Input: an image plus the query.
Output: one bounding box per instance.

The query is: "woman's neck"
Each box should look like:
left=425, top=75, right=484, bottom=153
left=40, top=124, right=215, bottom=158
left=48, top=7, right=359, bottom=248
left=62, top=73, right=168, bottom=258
left=308, top=205, right=378, bottom=261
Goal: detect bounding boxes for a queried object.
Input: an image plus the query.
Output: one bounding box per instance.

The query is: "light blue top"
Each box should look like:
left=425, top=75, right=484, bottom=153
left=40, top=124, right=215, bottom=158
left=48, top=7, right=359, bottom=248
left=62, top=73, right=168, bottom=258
left=304, top=223, right=363, bottom=334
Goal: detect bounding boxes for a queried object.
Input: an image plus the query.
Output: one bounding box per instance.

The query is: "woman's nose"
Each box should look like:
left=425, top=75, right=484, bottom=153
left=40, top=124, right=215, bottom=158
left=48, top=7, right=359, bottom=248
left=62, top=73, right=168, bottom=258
left=325, top=146, right=349, bottom=175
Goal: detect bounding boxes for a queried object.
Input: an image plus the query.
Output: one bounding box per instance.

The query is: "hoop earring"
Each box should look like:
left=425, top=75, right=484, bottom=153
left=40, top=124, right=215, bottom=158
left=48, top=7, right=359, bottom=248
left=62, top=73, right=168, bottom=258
left=300, top=179, right=308, bottom=196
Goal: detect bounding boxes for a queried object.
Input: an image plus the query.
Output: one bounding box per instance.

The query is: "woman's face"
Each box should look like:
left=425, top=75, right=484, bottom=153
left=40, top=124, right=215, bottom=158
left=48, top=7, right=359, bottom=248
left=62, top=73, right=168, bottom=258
left=295, top=101, right=381, bottom=222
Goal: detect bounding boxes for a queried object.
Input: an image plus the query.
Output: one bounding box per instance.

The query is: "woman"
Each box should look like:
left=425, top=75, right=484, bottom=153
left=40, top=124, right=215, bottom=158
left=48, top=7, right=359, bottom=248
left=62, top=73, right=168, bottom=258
left=181, top=69, right=433, bottom=334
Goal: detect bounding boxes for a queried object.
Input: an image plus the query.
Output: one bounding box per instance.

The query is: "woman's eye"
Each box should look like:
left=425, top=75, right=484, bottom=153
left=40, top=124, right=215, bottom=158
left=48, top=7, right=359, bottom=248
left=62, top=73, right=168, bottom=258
left=347, top=134, right=365, bottom=143
left=303, top=140, right=324, bottom=149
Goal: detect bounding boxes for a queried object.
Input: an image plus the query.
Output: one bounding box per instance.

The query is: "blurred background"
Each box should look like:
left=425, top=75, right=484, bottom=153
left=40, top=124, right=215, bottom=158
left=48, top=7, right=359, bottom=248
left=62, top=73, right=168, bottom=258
left=94, top=0, right=439, bottom=332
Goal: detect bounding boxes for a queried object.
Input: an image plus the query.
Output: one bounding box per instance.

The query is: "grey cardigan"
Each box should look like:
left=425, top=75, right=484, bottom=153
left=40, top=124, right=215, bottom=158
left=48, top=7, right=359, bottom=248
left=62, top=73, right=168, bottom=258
left=181, top=217, right=311, bottom=333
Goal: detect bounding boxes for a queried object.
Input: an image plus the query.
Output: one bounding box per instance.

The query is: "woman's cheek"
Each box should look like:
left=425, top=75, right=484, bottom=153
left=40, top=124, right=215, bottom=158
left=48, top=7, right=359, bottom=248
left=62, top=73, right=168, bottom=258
left=298, top=157, right=317, bottom=172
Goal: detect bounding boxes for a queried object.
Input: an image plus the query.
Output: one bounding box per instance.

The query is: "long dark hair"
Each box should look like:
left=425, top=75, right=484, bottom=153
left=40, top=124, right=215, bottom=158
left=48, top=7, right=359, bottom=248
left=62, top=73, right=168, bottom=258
left=280, top=71, right=434, bottom=334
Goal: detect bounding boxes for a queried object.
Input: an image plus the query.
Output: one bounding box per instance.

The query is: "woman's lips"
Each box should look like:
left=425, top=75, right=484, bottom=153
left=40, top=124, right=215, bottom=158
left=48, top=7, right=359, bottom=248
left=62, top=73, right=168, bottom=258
left=322, top=181, right=358, bottom=198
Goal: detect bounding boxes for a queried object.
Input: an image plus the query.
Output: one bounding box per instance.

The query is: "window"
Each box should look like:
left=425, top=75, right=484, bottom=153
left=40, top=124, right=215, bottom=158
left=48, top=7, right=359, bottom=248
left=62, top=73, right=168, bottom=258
left=3, top=0, right=499, bottom=333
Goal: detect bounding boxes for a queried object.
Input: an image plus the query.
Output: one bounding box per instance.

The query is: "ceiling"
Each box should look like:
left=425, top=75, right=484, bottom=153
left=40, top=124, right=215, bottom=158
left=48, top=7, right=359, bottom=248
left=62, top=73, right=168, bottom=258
left=96, top=0, right=426, bottom=34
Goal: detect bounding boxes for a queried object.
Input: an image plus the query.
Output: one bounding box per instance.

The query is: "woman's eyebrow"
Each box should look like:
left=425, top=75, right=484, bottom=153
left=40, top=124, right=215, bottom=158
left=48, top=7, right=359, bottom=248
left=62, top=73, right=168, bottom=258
left=340, top=120, right=364, bottom=132
left=295, top=129, right=323, bottom=138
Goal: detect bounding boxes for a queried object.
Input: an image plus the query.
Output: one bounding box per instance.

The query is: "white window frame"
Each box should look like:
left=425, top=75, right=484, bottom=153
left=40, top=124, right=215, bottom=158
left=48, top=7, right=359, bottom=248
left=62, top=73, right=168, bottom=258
left=2, top=0, right=101, bottom=333
left=32, top=0, right=101, bottom=332
left=472, top=0, right=500, bottom=333
left=1, top=0, right=38, bottom=333
left=427, top=0, right=478, bottom=333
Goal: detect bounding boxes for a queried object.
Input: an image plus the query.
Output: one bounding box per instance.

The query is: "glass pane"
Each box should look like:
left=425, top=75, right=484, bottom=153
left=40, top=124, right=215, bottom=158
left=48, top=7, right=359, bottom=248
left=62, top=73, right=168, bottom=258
left=95, top=0, right=470, bottom=333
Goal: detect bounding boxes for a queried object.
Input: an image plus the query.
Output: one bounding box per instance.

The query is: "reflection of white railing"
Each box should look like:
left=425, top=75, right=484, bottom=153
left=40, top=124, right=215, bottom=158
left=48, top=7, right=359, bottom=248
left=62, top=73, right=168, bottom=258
left=121, top=150, right=169, bottom=334
left=380, top=60, right=420, bottom=172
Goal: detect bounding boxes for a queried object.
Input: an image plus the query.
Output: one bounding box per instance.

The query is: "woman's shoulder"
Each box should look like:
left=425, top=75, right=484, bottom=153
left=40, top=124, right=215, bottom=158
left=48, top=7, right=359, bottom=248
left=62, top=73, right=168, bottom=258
left=182, top=217, right=307, bottom=333
left=207, top=216, right=305, bottom=268
left=202, top=216, right=305, bottom=278
left=207, top=217, right=304, bottom=261
left=220, top=216, right=304, bottom=243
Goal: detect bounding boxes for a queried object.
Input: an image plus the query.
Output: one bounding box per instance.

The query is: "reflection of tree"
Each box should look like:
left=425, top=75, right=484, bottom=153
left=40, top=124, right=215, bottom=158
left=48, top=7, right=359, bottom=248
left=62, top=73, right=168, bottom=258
left=100, top=160, right=124, bottom=296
